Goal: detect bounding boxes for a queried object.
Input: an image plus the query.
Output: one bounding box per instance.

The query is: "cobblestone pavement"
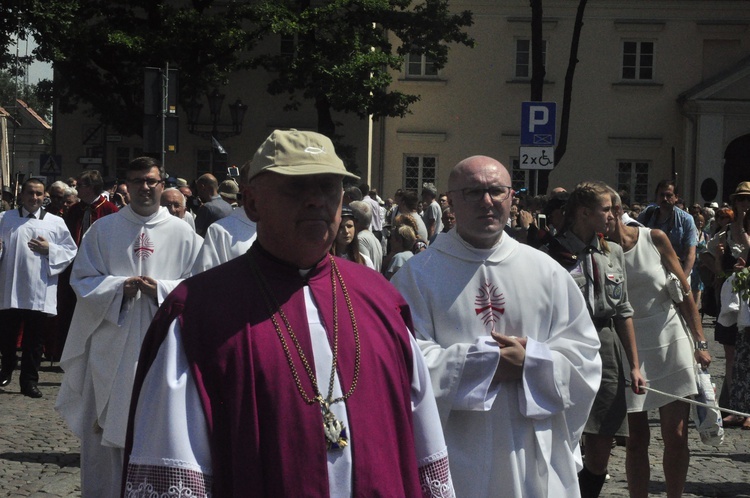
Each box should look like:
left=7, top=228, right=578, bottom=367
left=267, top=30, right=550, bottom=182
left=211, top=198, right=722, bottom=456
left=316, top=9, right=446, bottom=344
left=1, top=318, right=749, bottom=497
left=604, top=317, right=750, bottom=497
left=0, top=364, right=80, bottom=497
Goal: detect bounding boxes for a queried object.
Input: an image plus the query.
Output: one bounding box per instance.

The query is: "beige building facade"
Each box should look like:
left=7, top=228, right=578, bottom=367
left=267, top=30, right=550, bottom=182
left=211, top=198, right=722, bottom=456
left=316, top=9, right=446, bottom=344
left=379, top=0, right=750, bottom=206
left=51, top=0, right=750, bottom=206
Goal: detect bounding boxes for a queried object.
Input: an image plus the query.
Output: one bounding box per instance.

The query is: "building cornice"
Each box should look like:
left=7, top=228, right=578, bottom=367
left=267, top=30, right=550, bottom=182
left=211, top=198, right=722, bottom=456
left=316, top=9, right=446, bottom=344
left=614, top=19, right=666, bottom=32
left=396, top=131, right=447, bottom=142
left=608, top=136, right=663, bottom=148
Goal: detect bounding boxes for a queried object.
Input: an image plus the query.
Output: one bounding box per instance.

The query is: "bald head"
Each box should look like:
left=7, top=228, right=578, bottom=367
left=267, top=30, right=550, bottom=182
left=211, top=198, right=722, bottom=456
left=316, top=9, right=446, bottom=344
left=448, top=156, right=512, bottom=249
left=196, top=173, right=219, bottom=201
left=449, top=156, right=510, bottom=190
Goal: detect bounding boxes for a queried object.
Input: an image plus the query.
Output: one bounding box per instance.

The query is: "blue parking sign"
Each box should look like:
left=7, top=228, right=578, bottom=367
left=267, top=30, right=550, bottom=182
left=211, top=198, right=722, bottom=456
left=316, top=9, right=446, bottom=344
left=521, top=102, right=556, bottom=146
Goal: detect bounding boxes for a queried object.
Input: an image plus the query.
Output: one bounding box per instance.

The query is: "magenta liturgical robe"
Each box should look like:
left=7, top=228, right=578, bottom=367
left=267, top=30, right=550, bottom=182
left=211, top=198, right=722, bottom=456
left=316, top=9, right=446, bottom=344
left=124, top=244, right=425, bottom=496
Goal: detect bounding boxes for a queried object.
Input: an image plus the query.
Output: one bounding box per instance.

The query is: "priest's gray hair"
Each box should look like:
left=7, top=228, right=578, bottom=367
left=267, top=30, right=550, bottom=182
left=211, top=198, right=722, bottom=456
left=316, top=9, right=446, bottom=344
left=348, top=200, right=372, bottom=231
left=607, top=186, right=622, bottom=208
left=163, top=187, right=186, bottom=207
left=49, top=180, right=68, bottom=192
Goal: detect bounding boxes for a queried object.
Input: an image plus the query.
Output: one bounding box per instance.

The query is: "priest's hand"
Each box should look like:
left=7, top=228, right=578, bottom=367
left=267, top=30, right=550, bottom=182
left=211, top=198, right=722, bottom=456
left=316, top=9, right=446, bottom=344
left=124, top=278, right=140, bottom=298
left=28, top=235, right=49, bottom=255
left=138, top=276, right=158, bottom=298
left=491, top=333, right=526, bottom=382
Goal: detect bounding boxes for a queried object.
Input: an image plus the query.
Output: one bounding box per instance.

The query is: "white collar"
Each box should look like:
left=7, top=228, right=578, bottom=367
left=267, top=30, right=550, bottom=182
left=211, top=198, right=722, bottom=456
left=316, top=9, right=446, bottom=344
left=21, top=207, right=41, bottom=219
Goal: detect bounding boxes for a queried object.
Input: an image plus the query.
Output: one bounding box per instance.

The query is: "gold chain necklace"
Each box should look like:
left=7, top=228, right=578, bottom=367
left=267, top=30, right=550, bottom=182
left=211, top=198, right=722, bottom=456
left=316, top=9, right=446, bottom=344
left=248, top=254, right=361, bottom=450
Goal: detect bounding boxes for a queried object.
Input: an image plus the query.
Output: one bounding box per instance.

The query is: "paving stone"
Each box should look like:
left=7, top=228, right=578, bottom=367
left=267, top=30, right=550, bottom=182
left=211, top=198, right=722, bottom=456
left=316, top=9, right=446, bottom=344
left=0, top=318, right=749, bottom=496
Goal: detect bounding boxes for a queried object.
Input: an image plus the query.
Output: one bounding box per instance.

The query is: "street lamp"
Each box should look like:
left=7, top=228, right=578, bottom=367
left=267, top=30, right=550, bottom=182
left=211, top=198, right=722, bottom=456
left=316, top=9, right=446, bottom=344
left=185, top=89, right=248, bottom=175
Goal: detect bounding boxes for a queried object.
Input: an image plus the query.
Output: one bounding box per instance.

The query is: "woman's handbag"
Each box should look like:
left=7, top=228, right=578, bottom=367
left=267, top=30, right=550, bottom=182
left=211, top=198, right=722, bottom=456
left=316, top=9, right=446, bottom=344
left=691, top=364, right=724, bottom=446
left=666, top=271, right=685, bottom=304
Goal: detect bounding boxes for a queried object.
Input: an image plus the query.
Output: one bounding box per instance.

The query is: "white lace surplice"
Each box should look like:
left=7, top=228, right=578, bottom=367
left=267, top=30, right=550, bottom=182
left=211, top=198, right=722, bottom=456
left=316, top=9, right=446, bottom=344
left=126, top=287, right=453, bottom=498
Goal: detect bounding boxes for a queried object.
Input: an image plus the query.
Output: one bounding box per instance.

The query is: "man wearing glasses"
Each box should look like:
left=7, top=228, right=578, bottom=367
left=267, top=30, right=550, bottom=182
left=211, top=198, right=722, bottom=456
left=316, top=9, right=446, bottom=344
left=392, top=155, right=601, bottom=497
left=57, top=156, right=202, bottom=497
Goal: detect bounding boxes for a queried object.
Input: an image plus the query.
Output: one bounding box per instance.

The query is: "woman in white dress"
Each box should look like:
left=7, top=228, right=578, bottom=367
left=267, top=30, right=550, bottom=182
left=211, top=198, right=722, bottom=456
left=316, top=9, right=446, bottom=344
left=607, top=188, right=711, bottom=498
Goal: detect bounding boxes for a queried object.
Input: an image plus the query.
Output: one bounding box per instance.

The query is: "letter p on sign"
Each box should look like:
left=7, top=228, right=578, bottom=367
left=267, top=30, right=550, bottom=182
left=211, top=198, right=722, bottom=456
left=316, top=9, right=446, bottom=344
left=520, top=102, right=556, bottom=146
left=528, top=106, right=548, bottom=132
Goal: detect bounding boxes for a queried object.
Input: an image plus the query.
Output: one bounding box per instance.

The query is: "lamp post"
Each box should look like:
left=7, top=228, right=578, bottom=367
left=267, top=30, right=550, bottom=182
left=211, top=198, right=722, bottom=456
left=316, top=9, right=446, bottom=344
left=185, top=89, right=248, bottom=174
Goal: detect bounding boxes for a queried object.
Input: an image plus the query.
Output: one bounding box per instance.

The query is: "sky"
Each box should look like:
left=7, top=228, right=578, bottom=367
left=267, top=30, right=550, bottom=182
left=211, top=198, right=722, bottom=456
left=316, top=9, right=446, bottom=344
left=9, top=37, right=53, bottom=84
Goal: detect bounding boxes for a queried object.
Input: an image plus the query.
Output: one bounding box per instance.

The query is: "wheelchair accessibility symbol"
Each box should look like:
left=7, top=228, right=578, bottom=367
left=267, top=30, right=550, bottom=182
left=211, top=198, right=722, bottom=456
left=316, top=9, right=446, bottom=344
left=519, top=146, right=555, bottom=170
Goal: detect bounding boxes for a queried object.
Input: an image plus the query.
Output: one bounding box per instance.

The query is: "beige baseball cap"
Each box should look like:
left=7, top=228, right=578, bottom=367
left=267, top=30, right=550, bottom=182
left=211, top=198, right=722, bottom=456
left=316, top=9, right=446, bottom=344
left=248, top=129, right=360, bottom=181
left=218, top=179, right=239, bottom=199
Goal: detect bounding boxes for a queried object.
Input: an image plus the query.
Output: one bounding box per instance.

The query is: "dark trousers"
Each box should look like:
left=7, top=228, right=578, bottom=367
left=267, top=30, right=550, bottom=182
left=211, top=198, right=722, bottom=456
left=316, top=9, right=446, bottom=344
left=0, top=308, right=48, bottom=385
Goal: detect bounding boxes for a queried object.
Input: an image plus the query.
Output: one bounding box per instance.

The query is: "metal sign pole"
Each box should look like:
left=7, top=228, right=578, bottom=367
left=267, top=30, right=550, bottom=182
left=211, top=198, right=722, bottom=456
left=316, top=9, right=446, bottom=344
left=161, top=63, right=168, bottom=169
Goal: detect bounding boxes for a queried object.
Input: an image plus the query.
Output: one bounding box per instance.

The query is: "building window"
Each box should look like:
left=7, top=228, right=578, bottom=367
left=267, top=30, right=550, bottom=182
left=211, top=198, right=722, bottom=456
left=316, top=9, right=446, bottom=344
left=510, top=158, right=527, bottom=192
left=196, top=149, right=228, bottom=179
left=280, top=34, right=296, bottom=58
left=617, top=160, right=650, bottom=205
left=115, top=147, right=143, bottom=181
left=515, top=39, right=546, bottom=79
left=404, top=155, right=437, bottom=190
left=622, top=41, right=654, bottom=80
left=510, top=157, right=541, bottom=197
left=406, top=51, right=438, bottom=78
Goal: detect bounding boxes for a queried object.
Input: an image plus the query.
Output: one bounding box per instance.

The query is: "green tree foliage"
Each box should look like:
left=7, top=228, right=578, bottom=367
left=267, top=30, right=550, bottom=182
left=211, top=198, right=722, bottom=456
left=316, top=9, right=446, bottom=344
left=0, top=70, right=53, bottom=122
left=26, top=0, right=258, bottom=137
left=5, top=0, right=472, bottom=141
left=250, top=0, right=474, bottom=137
left=0, top=2, right=30, bottom=71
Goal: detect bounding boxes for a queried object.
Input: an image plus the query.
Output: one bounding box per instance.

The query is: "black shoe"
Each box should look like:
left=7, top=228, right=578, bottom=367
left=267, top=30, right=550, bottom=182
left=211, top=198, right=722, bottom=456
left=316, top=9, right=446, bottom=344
left=0, top=371, right=11, bottom=387
left=21, top=383, right=42, bottom=398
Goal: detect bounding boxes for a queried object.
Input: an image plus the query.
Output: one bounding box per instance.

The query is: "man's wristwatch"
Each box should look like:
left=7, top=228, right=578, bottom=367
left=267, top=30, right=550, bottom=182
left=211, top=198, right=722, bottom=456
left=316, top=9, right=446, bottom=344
left=695, top=341, right=709, bottom=351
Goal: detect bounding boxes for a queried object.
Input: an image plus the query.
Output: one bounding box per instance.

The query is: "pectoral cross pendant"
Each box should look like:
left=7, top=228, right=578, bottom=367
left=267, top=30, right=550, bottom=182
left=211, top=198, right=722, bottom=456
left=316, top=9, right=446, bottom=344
left=321, top=401, right=348, bottom=450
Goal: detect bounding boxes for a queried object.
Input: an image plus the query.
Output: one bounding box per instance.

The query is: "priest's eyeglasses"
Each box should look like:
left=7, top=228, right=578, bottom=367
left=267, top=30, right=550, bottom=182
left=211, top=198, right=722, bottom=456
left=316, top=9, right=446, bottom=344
left=450, top=186, right=513, bottom=203
left=126, top=177, right=164, bottom=188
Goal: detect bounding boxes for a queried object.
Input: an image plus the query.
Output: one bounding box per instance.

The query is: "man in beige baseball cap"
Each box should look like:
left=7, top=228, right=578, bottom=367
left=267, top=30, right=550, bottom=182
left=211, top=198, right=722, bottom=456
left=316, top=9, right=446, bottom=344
left=247, top=128, right=360, bottom=181
left=124, top=129, right=452, bottom=497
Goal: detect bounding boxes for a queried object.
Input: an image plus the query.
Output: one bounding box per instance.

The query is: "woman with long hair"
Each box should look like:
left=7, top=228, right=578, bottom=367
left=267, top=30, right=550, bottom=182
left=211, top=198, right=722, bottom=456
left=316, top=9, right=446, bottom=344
left=607, top=187, right=711, bottom=497
left=705, top=184, right=750, bottom=425
left=722, top=211, right=750, bottom=428
left=331, top=205, right=374, bottom=268
left=547, top=181, right=645, bottom=498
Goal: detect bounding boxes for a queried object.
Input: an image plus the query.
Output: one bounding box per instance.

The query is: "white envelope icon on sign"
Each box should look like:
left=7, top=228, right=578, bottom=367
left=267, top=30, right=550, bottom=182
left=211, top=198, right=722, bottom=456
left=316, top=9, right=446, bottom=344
left=533, top=134, right=553, bottom=145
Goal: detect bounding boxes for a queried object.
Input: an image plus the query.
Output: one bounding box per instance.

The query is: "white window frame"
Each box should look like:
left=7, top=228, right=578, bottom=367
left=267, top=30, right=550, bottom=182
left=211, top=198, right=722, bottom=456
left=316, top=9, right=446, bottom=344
left=403, top=155, right=437, bottom=190
left=405, top=52, right=438, bottom=78
left=514, top=39, right=547, bottom=79
left=621, top=40, right=654, bottom=81
left=617, top=160, right=651, bottom=205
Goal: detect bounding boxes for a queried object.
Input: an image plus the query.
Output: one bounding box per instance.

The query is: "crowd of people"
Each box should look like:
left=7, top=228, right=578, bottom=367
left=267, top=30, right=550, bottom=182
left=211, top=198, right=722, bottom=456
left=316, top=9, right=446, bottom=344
left=0, top=128, right=748, bottom=497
